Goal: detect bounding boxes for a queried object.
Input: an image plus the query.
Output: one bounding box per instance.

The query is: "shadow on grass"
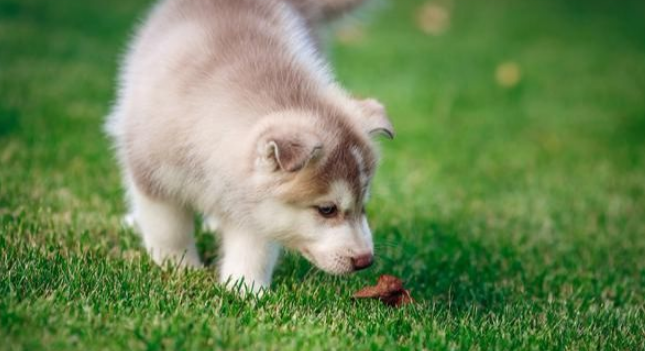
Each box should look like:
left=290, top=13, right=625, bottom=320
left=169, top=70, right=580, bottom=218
left=371, top=219, right=527, bottom=312
left=263, top=217, right=532, bottom=313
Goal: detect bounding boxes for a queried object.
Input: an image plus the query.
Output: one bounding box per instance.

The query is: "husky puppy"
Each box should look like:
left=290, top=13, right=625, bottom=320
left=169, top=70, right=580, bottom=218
left=106, top=0, right=394, bottom=292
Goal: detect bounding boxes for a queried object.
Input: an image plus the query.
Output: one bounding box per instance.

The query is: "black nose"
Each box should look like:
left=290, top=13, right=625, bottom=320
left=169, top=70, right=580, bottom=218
left=351, top=254, right=374, bottom=271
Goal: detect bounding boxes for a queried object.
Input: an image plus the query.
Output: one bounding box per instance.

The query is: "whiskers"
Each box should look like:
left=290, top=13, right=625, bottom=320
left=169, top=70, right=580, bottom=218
left=373, top=239, right=415, bottom=269
left=374, top=240, right=401, bottom=250
left=373, top=238, right=408, bottom=254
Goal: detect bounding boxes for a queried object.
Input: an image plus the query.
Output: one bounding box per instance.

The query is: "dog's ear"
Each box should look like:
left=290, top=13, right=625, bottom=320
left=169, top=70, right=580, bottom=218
left=357, top=98, right=395, bottom=139
left=259, top=131, right=323, bottom=172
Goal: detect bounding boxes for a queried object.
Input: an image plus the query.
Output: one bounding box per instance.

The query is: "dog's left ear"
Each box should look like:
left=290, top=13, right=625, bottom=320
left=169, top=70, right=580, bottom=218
left=357, top=98, right=395, bottom=139
left=259, top=131, right=323, bottom=172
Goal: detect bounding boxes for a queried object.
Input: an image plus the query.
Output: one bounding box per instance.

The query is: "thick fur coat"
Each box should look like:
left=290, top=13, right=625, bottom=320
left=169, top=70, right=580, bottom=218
left=106, top=0, right=394, bottom=292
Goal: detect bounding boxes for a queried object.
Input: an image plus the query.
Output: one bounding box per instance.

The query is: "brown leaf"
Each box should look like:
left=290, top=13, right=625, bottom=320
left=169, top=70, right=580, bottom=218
left=335, top=24, right=366, bottom=45
left=495, top=61, right=522, bottom=88
left=353, top=285, right=382, bottom=298
left=353, top=275, right=414, bottom=308
left=380, top=289, right=414, bottom=307
left=377, top=275, right=404, bottom=293
left=398, top=289, right=415, bottom=306
left=416, top=2, right=450, bottom=36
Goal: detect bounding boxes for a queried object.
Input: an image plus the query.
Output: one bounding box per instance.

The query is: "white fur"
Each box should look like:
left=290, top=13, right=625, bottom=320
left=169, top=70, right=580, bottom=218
left=127, top=179, right=202, bottom=268
left=219, top=227, right=281, bottom=294
left=278, top=3, right=333, bottom=86
left=252, top=180, right=373, bottom=275
left=330, top=180, right=355, bottom=212
left=107, top=0, right=386, bottom=293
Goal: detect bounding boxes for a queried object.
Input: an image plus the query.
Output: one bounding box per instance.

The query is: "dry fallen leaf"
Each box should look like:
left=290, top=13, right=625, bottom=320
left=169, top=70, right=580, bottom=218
left=353, top=285, right=382, bottom=298
left=353, top=275, right=414, bottom=307
left=335, top=24, right=365, bottom=45
left=495, top=61, right=522, bottom=88
left=381, top=289, right=414, bottom=307
left=416, top=2, right=450, bottom=36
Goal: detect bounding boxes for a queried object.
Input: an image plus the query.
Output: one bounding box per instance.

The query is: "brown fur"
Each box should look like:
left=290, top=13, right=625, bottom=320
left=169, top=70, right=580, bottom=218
left=105, top=0, right=393, bottom=285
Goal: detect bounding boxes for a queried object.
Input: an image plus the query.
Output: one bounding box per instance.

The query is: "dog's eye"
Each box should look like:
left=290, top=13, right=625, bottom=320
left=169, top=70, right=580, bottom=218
left=316, top=204, right=338, bottom=218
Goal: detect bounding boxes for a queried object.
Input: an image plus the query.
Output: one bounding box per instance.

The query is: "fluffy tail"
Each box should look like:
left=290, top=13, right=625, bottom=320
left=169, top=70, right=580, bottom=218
left=285, top=0, right=370, bottom=23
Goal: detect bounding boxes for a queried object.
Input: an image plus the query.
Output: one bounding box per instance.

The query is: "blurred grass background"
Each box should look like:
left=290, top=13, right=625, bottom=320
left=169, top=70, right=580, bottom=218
left=1, top=0, right=645, bottom=349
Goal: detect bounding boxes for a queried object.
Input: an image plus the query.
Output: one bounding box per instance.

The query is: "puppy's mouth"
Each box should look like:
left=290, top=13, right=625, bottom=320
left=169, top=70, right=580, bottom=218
left=298, top=247, right=354, bottom=275
left=299, top=247, right=318, bottom=266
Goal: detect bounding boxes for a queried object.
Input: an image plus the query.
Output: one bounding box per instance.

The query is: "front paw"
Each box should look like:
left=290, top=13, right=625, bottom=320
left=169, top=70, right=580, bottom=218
left=219, top=274, right=268, bottom=295
left=148, top=247, right=203, bottom=269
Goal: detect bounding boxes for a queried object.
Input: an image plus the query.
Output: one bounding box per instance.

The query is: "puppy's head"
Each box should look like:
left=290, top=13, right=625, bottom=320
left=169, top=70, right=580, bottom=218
left=251, top=100, right=393, bottom=274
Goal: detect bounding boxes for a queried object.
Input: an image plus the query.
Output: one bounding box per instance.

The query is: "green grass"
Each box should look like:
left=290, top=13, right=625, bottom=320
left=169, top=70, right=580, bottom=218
left=2, top=0, right=645, bottom=349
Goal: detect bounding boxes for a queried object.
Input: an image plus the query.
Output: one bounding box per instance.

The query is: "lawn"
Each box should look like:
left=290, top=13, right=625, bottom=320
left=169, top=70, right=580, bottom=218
left=2, top=0, right=645, bottom=349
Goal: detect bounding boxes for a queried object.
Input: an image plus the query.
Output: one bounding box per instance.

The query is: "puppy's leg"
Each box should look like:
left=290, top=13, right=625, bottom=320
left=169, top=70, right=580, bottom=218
left=218, top=228, right=280, bottom=293
left=128, top=183, right=202, bottom=268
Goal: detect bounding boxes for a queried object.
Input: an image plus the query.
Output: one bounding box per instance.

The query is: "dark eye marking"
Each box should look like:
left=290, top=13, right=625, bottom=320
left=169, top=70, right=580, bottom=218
left=316, top=204, right=338, bottom=219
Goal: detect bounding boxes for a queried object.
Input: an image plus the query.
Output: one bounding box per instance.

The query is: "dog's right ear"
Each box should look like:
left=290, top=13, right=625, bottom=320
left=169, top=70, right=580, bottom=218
left=357, top=98, right=395, bottom=139
left=257, top=131, right=323, bottom=172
